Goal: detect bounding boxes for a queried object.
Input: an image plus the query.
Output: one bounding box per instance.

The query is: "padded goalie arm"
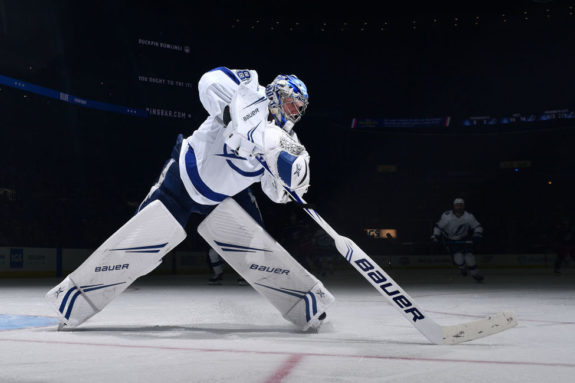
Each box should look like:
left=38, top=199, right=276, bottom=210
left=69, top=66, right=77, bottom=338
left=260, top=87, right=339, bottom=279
left=225, top=82, right=268, bottom=158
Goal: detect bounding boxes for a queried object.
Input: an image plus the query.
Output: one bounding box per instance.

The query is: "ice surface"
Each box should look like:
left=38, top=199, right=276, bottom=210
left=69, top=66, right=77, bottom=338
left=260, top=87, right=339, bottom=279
left=0, top=268, right=573, bottom=383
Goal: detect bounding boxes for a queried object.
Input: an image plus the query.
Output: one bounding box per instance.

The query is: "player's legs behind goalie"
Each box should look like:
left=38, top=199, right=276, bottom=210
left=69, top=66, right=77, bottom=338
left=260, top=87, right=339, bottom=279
left=45, top=134, right=333, bottom=331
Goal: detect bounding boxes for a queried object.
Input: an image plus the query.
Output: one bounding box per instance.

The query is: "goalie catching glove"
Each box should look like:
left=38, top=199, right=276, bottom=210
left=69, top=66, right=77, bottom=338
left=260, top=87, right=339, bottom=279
left=262, top=124, right=310, bottom=199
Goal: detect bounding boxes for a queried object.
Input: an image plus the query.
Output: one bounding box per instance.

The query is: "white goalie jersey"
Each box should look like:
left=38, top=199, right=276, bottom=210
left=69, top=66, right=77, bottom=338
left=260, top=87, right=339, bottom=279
left=178, top=67, right=309, bottom=205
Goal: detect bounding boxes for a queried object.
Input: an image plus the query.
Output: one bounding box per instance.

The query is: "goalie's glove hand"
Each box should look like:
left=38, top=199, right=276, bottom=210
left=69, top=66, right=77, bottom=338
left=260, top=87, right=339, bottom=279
left=270, top=150, right=310, bottom=199
left=431, top=235, right=440, bottom=243
left=262, top=125, right=310, bottom=199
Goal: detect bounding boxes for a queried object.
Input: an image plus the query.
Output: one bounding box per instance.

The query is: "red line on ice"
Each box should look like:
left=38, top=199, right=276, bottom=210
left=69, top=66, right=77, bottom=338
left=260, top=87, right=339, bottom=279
left=264, top=354, right=304, bottom=383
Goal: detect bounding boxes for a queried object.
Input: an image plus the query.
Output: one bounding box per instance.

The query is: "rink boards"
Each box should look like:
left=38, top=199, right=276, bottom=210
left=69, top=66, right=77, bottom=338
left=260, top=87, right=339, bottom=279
left=0, top=246, right=560, bottom=277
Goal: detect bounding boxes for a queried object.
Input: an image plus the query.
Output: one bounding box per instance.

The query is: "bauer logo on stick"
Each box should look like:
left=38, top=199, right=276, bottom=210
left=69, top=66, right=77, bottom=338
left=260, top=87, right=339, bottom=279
left=355, top=258, right=425, bottom=322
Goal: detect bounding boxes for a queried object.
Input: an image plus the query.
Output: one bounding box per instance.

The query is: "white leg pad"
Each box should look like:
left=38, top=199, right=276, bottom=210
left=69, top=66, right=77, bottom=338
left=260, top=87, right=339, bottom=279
left=197, top=198, right=335, bottom=331
left=45, top=200, right=186, bottom=328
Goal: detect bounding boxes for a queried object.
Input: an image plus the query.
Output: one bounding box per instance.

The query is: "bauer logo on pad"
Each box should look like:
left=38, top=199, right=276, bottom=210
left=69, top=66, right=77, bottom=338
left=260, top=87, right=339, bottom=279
left=249, top=264, right=290, bottom=275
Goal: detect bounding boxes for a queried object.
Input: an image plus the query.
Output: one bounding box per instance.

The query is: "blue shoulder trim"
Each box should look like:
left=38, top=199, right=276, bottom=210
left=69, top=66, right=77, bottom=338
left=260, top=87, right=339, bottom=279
left=210, top=67, right=240, bottom=85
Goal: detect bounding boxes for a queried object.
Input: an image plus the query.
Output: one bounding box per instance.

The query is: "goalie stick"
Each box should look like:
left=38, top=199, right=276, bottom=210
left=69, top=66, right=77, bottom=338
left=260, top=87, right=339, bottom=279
left=255, top=154, right=517, bottom=345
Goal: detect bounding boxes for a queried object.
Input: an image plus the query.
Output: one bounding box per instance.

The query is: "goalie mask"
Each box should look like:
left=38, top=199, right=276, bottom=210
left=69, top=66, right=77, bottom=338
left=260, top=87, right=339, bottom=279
left=265, top=74, right=309, bottom=132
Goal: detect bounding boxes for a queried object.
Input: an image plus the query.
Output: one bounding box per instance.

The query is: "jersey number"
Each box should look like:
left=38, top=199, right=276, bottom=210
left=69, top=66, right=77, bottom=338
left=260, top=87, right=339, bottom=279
left=237, top=70, right=251, bottom=82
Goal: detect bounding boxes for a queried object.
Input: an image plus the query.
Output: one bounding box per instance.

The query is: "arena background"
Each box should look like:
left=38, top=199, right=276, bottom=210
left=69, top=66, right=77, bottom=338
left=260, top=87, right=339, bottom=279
left=1, top=1, right=574, bottom=276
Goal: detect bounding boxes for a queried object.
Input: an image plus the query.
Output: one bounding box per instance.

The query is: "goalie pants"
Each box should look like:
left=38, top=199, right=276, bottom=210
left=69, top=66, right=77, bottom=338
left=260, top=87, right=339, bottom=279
left=138, top=134, right=264, bottom=229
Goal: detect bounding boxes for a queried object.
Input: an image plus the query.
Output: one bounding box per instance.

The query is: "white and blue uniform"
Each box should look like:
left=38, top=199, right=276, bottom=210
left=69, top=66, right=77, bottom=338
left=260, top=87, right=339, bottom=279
left=179, top=67, right=288, bottom=207
left=138, top=67, right=299, bottom=229
left=45, top=66, right=330, bottom=331
left=433, top=211, right=483, bottom=241
left=433, top=209, right=484, bottom=280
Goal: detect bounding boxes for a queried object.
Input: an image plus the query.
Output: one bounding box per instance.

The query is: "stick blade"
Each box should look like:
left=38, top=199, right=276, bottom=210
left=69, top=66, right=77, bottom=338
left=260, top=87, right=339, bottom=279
left=441, top=311, right=517, bottom=345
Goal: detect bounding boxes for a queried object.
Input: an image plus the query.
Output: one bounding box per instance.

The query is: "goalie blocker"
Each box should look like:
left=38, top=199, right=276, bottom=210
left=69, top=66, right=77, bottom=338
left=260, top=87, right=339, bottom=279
left=198, top=198, right=334, bottom=331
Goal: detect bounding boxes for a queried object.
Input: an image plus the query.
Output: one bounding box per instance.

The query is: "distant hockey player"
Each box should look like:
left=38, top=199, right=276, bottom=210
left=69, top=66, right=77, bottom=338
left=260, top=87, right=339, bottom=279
left=46, top=67, right=334, bottom=331
left=431, top=198, right=484, bottom=282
